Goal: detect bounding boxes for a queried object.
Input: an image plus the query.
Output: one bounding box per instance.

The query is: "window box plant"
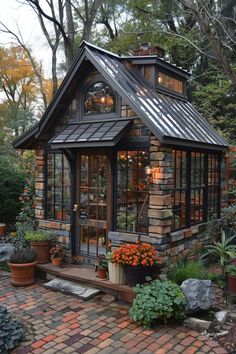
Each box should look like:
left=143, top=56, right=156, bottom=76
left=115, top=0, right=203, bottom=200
left=95, top=255, right=108, bottom=279
left=111, top=242, right=160, bottom=287
left=8, top=248, right=37, bottom=286
left=50, top=244, right=65, bottom=266
left=25, top=230, right=53, bottom=264
left=226, top=265, right=236, bottom=293
left=106, top=251, right=126, bottom=285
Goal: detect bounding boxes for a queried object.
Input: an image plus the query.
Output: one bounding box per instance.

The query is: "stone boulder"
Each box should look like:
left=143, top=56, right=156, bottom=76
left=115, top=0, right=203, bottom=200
left=180, top=279, right=215, bottom=313
left=184, top=317, right=211, bottom=332
left=0, top=243, right=15, bottom=262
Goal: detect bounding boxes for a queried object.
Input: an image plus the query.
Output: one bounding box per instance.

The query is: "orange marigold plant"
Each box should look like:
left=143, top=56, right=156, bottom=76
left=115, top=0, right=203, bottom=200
left=111, top=242, right=159, bottom=267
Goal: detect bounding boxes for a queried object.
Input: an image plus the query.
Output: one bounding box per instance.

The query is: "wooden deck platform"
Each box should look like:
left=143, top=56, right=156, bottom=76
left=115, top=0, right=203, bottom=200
left=36, top=263, right=135, bottom=303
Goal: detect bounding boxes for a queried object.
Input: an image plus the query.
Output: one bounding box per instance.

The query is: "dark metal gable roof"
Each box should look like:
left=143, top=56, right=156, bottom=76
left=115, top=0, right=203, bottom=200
left=84, top=46, right=227, bottom=149
left=13, top=41, right=228, bottom=150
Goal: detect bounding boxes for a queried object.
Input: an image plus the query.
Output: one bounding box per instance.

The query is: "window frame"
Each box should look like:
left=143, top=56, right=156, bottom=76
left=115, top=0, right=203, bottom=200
left=172, top=149, right=221, bottom=231
left=82, top=79, right=119, bottom=120
left=45, top=151, right=72, bottom=222
left=155, top=67, right=186, bottom=98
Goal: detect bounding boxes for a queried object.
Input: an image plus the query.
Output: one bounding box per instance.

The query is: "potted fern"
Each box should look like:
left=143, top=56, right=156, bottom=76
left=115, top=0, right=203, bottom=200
left=8, top=248, right=37, bottom=286
left=24, top=230, right=54, bottom=264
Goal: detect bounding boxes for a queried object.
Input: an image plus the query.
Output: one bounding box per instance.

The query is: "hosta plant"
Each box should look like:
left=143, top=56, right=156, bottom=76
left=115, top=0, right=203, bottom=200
left=130, top=280, right=186, bottom=328
left=0, top=305, right=23, bottom=353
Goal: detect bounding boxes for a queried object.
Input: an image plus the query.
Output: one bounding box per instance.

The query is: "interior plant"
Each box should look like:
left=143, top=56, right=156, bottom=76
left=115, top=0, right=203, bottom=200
left=0, top=305, right=23, bottom=353
left=8, top=248, right=37, bottom=286
left=226, top=264, right=236, bottom=293
left=95, top=255, right=108, bottom=279
left=130, top=280, right=186, bottom=328
left=24, top=230, right=54, bottom=264
left=106, top=251, right=126, bottom=284
left=111, top=242, right=160, bottom=286
left=167, top=259, right=209, bottom=285
left=50, top=244, right=65, bottom=266
left=201, top=230, right=236, bottom=276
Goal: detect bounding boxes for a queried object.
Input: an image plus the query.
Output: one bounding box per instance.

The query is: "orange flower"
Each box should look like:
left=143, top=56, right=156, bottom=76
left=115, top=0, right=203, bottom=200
left=111, top=242, right=159, bottom=267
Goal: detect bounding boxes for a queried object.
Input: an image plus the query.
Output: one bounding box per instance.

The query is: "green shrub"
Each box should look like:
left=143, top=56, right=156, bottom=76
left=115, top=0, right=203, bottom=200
left=167, top=260, right=209, bottom=285
left=0, top=305, right=23, bottom=352
left=226, top=265, right=236, bottom=276
left=129, top=280, right=186, bottom=328
left=0, top=154, right=25, bottom=224
left=0, top=233, right=29, bottom=249
left=24, top=230, right=54, bottom=243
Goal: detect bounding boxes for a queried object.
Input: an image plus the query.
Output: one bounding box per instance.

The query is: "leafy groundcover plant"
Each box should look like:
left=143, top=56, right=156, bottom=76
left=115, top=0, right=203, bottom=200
left=130, top=280, right=186, bottom=328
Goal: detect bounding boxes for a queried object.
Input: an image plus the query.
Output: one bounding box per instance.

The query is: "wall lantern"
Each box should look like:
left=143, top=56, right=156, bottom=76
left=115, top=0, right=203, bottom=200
left=145, top=165, right=161, bottom=183
left=145, top=165, right=152, bottom=177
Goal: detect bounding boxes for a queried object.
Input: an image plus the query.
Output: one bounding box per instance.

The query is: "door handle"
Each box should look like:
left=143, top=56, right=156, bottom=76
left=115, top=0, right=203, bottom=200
left=73, top=204, right=78, bottom=211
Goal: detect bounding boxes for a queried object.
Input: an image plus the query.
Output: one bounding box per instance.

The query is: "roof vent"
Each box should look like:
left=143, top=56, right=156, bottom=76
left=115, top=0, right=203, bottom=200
left=132, top=43, right=165, bottom=58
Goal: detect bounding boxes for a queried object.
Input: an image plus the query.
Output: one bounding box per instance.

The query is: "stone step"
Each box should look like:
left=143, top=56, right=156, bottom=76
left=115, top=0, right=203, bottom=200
left=36, top=263, right=135, bottom=303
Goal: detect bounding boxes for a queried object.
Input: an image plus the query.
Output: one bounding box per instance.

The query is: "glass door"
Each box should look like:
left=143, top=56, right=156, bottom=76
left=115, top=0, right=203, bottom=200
left=77, top=154, right=109, bottom=258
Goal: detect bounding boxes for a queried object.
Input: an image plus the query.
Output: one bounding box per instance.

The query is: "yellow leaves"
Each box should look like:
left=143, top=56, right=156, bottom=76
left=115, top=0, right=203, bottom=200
left=0, top=46, right=38, bottom=100
left=43, top=78, right=54, bottom=104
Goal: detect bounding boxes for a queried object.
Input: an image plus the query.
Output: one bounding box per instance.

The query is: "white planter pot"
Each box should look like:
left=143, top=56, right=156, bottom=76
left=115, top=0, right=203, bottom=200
left=108, top=262, right=126, bottom=284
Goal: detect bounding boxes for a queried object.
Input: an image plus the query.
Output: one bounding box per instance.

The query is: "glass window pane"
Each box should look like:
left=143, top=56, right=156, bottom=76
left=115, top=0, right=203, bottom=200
left=116, top=150, right=148, bottom=234
left=46, top=153, right=71, bottom=222
left=157, top=71, right=184, bottom=94
left=84, top=82, right=115, bottom=115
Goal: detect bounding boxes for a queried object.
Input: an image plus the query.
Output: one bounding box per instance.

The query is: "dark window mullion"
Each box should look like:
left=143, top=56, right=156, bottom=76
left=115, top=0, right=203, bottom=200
left=186, top=152, right=191, bottom=227
left=62, top=155, right=64, bottom=221
left=125, top=152, right=128, bottom=232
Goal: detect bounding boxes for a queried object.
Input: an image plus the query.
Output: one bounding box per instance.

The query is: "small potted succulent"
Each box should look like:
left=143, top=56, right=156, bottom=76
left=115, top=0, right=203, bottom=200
left=95, top=255, right=108, bottom=279
left=226, top=264, right=236, bottom=293
left=8, top=248, right=37, bottom=286
left=25, top=230, right=54, bottom=264
left=50, top=244, right=65, bottom=266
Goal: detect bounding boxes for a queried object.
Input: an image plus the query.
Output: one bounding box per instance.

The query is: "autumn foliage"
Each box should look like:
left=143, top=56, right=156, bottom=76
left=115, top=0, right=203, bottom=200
left=111, top=242, right=159, bottom=267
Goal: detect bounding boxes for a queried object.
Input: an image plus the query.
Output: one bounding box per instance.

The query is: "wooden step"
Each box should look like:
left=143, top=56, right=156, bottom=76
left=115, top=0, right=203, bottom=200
left=36, top=263, right=135, bottom=303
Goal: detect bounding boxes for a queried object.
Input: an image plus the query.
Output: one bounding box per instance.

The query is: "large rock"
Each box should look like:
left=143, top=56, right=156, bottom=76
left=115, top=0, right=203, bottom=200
left=0, top=243, right=15, bottom=262
left=180, top=279, right=215, bottom=313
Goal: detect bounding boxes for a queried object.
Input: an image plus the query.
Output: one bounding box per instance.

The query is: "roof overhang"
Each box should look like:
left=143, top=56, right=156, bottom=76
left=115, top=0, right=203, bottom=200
left=49, top=119, right=132, bottom=149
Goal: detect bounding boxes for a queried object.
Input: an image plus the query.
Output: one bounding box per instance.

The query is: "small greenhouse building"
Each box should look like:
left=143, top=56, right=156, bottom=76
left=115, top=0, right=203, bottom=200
left=14, top=42, right=228, bottom=267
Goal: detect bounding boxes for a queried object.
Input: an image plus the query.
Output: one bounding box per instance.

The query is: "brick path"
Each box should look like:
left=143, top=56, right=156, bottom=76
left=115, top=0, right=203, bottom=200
left=0, top=273, right=228, bottom=354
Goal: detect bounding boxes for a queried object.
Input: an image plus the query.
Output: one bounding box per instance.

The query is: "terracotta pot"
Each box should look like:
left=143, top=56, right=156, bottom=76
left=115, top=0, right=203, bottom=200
left=0, top=224, right=6, bottom=236
left=51, top=257, right=62, bottom=266
left=8, top=261, right=37, bottom=287
left=30, top=241, right=51, bottom=264
left=124, top=265, right=155, bottom=287
left=227, top=274, right=236, bottom=293
left=97, top=268, right=107, bottom=279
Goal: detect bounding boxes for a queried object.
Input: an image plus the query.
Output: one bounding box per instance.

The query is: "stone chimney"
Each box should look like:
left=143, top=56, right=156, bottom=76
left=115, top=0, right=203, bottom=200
left=132, top=43, right=165, bottom=58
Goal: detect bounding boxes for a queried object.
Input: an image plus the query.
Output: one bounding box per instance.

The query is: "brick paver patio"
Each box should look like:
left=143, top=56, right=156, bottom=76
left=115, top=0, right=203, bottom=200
left=0, top=272, right=228, bottom=354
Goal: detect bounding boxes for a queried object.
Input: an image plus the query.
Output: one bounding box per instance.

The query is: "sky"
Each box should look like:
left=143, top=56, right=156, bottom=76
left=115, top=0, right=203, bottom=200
left=0, top=0, right=52, bottom=75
